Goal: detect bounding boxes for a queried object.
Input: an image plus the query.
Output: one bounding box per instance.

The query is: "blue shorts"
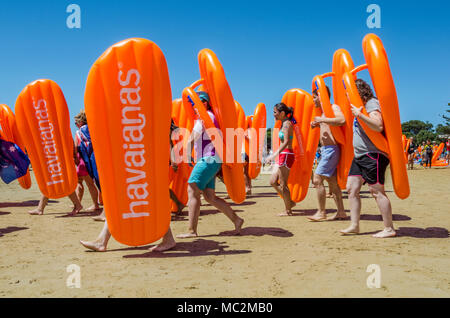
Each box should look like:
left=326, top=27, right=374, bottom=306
left=315, top=145, right=340, bottom=177
left=188, top=156, right=222, bottom=190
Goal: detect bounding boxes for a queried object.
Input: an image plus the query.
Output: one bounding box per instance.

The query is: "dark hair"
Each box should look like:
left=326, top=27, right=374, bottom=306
left=274, top=103, right=294, bottom=120
left=312, top=85, right=331, bottom=98
left=355, top=79, right=376, bottom=104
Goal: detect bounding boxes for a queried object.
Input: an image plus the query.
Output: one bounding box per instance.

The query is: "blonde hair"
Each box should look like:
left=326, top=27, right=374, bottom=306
left=74, top=110, right=87, bottom=126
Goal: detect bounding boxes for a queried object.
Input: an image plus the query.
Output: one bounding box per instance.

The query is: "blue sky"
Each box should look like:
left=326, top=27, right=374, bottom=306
left=0, top=0, right=449, bottom=133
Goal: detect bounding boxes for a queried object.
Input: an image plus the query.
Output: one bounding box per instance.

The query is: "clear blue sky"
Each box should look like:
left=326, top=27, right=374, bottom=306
left=0, top=0, right=449, bottom=134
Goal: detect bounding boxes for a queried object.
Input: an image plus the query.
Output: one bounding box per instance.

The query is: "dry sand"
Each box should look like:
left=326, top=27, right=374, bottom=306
left=0, top=165, right=449, bottom=298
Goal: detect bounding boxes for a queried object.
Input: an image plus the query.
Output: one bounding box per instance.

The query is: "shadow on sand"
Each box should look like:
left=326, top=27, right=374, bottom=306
left=0, top=226, right=29, bottom=237
left=0, top=200, right=58, bottom=208
left=122, top=239, right=252, bottom=259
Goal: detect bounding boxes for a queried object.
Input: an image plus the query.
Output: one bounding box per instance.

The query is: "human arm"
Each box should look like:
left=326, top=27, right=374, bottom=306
left=265, top=121, right=291, bottom=163
left=312, top=104, right=346, bottom=127
left=351, top=104, right=384, bottom=132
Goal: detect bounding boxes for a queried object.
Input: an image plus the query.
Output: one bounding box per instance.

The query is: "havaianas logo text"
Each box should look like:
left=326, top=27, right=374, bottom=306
left=33, top=98, right=64, bottom=186
left=119, top=67, right=150, bottom=219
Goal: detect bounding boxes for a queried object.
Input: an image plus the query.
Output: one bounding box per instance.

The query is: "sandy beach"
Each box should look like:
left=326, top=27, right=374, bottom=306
left=0, top=165, right=449, bottom=298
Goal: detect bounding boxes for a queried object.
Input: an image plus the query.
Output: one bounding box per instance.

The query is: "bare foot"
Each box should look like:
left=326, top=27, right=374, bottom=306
left=246, top=188, right=252, bottom=195
left=85, top=205, right=102, bottom=212
left=176, top=232, right=198, bottom=239
left=80, top=240, right=107, bottom=252
left=340, top=224, right=360, bottom=235
left=150, top=240, right=176, bottom=252
left=278, top=210, right=293, bottom=217
left=29, top=209, right=44, bottom=215
left=68, top=205, right=83, bottom=216
left=92, top=211, right=106, bottom=222
left=307, top=211, right=327, bottom=222
left=372, top=228, right=396, bottom=238
left=328, top=212, right=348, bottom=221
left=233, top=217, right=244, bottom=235
left=290, top=200, right=296, bottom=209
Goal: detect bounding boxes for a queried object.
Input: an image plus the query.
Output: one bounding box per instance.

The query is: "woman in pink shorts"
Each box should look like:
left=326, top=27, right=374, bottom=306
left=266, top=103, right=296, bottom=216
left=74, top=111, right=102, bottom=214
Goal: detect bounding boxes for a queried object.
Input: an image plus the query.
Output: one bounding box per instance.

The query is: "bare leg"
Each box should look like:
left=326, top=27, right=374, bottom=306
left=150, top=227, right=176, bottom=252
left=340, top=176, right=363, bottom=234
left=169, top=189, right=185, bottom=213
left=327, top=175, right=347, bottom=220
left=369, top=183, right=396, bottom=238
left=67, top=192, right=83, bottom=216
left=76, top=177, right=84, bottom=203
left=278, top=166, right=294, bottom=216
left=244, top=163, right=252, bottom=194
left=176, top=183, right=201, bottom=238
left=203, top=188, right=244, bottom=234
left=80, top=221, right=111, bottom=252
left=308, top=173, right=327, bottom=221
left=29, top=195, right=48, bottom=215
left=84, top=176, right=101, bottom=211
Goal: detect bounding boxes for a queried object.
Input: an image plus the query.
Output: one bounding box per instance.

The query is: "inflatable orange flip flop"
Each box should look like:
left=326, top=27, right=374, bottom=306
left=0, top=104, right=32, bottom=189
left=169, top=98, right=196, bottom=212
left=331, top=49, right=357, bottom=189
left=84, top=38, right=172, bottom=246
left=431, top=143, right=447, bottom=166
left=274, top=89, right=319, bottom=202
left=182, top=49, right=246, bottom=203
left=15, top=80, right=77, bottom=198
left=343, top=34, right=409, bottom=199
left=247, top=103, right=266, bottom=179
left=312, top=72, right=349, bottom=189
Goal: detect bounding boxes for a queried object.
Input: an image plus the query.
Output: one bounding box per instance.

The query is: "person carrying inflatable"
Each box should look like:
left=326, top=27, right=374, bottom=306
left=176, top=91, right=244, bottom=238
left=340, top=79, right=395, bottom=238
left=407, top=136, right=416, bottom=170
left=73, top=110, right=102, bottom=215
left=266, top=103, right=297, bottom=216
left=307, top=86, right=347, bottom=222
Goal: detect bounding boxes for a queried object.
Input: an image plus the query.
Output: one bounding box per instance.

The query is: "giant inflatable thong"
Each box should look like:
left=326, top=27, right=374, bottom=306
left=15, top=80, right=77, bottom=198
left=342, top=33, right=409, bottom=199
left=84, top=38, right=172, bottom=246
left=182, top=49, right=246, bottom=204
left=273, top=88, right=319, bottom=203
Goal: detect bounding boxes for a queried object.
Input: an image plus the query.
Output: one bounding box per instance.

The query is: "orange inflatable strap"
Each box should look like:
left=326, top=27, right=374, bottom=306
left=15, top=80, right=77, bottom=198
left=332, top=49, right=356, bottom=189
left=84, top=38, right=172, bottom=246
left=280, top=89, right=318, bottom=202
left=247, top=103, right=266, bottom=179
left=0, top=104, right=32, bottom=189
left=402, top=135, right=410, bottom=164
left=342, top=70, right=390, bottom=155
left=362, top=33, right=409, bottom=199
left=169, top=98, right=196, bottom=212
left=312, top=73, right=346, bottom=146
left=198, top=49, right=246, bottom=203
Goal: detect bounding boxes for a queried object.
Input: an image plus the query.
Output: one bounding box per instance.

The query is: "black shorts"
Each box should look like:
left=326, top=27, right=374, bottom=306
left=349, top=152, right=390, bottom=185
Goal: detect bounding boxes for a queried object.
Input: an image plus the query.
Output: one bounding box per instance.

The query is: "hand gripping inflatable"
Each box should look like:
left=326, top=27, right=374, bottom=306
left=169, top=98, right=196, bottom=212
left=0, top=104, right=32, bottom=189
left=84, top=38, right=172, bottom=246
left=191, top=49, right=246, bottom=203
left=344, top=34, right=409, bottom=199
left=275, top=89, right=318, bottom=202
left=15, top=80, right=77, bottom=198
left=332, top=49, right=357, bottom=188
left=247, top=103, right=266, bottom=179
